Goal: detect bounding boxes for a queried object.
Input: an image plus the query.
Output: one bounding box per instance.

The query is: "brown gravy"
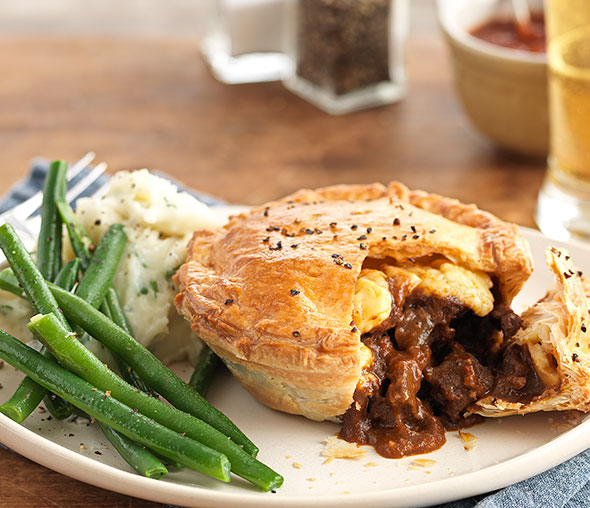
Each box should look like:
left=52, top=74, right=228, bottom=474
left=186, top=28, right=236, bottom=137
left=340, top=338, right=446, bottom=458
left=340, top=289, right=546, bottom=459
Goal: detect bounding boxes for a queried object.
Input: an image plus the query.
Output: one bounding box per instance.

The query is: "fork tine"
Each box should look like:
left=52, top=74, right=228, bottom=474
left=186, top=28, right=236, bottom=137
left=66, top=152, right=96, bottom=181
left=16, top=152, right=96, bottom=219
left=65, top=162, right=107, bottom=205
left=0, top=152, right=96, bottom=223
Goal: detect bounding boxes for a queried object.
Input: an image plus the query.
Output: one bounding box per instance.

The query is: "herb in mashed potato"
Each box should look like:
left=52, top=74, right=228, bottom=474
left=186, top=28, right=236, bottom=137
left=70, top=170, right=225, bottom=363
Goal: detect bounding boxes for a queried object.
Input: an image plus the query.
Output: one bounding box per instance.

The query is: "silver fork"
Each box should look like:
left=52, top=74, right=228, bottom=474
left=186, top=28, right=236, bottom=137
left=0, top=153, right=108, bottom=267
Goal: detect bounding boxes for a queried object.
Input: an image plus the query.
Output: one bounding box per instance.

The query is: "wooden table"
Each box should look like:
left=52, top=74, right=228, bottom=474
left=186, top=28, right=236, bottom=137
left=0, top=1, right=546, bottom=507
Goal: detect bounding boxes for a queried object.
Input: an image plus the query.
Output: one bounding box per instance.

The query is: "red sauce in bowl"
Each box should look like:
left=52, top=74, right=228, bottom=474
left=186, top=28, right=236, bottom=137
left=470, top=12, right=546, bottom=53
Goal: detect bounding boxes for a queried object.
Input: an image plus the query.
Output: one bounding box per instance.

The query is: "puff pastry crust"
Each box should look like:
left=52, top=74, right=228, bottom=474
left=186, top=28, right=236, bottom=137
left=473, top=247, right=590, bottom=416
left=174, top=182, right=534, bottom=421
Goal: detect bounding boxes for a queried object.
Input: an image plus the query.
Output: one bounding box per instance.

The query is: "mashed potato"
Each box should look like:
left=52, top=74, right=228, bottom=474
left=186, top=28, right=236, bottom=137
left=72, top=169, right=225, bottom=362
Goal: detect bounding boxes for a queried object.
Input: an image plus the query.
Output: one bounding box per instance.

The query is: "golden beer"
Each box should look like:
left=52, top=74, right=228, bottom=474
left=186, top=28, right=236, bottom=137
left=537, top=0, right=590, bottom=239
left=549, top=30, right=590, bottom=183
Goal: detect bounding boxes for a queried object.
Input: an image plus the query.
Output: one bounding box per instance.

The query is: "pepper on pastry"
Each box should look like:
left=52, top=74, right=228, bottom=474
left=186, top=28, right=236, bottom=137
left=174, top=182, right=586, bottom=458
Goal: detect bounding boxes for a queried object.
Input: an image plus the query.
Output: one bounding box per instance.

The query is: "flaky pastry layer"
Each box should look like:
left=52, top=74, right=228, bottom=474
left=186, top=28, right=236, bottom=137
left=473, top=247, right=590, bottom=416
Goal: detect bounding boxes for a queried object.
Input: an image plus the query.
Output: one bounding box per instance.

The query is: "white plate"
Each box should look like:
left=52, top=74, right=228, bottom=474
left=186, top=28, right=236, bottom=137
left=1, top=226, right=589, bottom=508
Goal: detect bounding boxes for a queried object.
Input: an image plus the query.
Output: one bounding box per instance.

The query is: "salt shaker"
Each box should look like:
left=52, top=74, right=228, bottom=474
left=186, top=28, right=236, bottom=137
left=283, top=0, right=409, bottom=114
left=201, top=0, right=289, bottom=84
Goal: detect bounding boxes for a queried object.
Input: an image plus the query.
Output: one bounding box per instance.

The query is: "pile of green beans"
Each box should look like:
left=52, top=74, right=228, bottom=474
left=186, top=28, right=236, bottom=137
left=0, top=160, right=282, bottom=490
left=30, top=313, right=282, bottom=491
left=0, top=330, right=230, bottom=482
left=48, top=283, right=259, bottom=457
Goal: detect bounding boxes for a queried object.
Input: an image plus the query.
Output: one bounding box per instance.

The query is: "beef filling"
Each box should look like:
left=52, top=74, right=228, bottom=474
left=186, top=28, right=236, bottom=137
left=340, top=289, right=547, bottom=458
left=423, top=342, right=494, bottom=430
left=491, top=344, right=547, bottom=402
left=340, top=336, right=445, bottom=458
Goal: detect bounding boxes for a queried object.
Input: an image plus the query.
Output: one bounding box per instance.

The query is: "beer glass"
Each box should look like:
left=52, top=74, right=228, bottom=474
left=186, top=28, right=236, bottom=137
left=536, top=0, right=590, bottom=240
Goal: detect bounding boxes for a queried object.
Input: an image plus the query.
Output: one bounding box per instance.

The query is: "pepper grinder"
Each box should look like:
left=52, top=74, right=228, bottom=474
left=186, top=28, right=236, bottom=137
left=283, top=0, right=409, bottom=114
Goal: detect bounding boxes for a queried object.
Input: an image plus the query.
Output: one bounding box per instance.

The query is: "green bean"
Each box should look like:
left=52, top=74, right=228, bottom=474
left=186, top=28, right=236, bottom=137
left=153, top=453, right=186, bottom=470
left=56, top=200, right=94, bottom=270
left=0, top=259, right=79, bottom=306
left=66, top=223, right=126, bottom=345
left=0, top=223, right=74, bottom=421
left=30, top=312, right=282, bottom=491
left=49, top=283, right=259, bottom=457
left=0, top=348, right=72, bottom=423
left=0, top=224, right=69, bottom=329
left=0, top=379, right=45, bottom=422
left=189, top=345, right=220, bottom=397
left=75, top=224, right=126, bottom=308
left=0, top=258, right=79, bottom=301
left=0, top=342, right=73, bottom=421
left=0, top=328, right=231, bottom=482
left=103, top=287, right=132, bottom=335
left=37, top=160, right=67, bottom=281
left=42, top=257, right=82, bottom=419
left=42, top=392, right=73, bottom=421
left=102, top=288, right=158, bottom=398
left=99, top=297, right=149, bottom=394
left=97, top=421, right=168, bottom=479
left=0, top=269, right=23, bottom=297
left=54, top=258, right=80, bottom=291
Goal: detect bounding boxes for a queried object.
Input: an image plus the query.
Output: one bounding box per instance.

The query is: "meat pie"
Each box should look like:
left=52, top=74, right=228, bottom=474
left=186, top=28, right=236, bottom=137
left=174, top=182, right=589, bottom=458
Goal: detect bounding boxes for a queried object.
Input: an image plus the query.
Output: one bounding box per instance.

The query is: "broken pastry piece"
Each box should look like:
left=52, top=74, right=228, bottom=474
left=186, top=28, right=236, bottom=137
left=472, top=247, right=590, bottom=416
left=174, top=182, right=586, bottom=459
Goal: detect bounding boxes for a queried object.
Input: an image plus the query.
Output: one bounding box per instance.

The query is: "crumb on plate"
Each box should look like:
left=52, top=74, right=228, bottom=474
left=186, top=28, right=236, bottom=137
left=322, top=435, right=367, bottom=459
left=458, top=430, right=478, bottom=451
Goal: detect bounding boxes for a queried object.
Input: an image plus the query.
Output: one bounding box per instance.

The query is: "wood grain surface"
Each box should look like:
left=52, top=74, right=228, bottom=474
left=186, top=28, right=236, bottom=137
left=0, top=1, right=546, bottom=507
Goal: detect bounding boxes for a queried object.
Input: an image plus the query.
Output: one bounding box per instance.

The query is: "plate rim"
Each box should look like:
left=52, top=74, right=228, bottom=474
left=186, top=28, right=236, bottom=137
left=1, top=225, right=590, bottom=508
